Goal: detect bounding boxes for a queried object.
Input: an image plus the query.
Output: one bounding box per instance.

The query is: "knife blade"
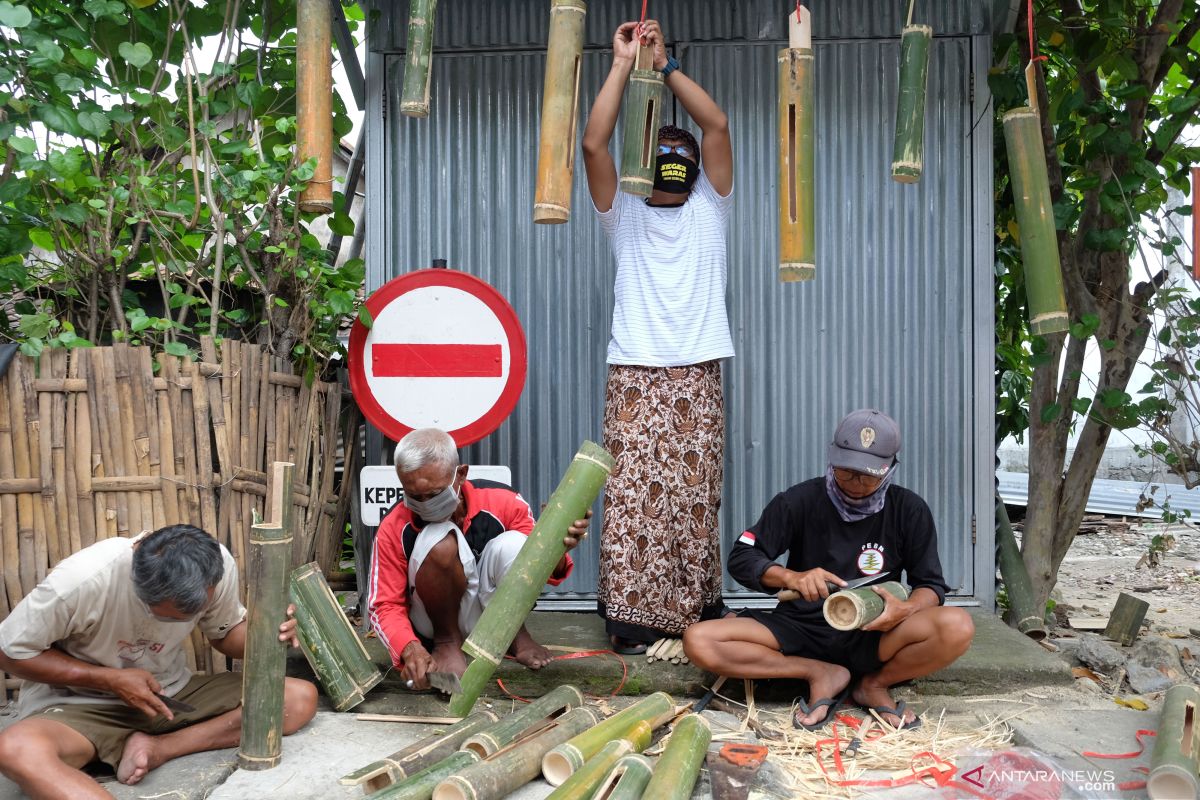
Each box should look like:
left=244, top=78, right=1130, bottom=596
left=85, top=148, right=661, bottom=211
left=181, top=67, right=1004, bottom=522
left=427, top=671, right=463, bottom=695
left=776, top=571, right=891, bottom=603
left=155, top=692, right=197, bottom=714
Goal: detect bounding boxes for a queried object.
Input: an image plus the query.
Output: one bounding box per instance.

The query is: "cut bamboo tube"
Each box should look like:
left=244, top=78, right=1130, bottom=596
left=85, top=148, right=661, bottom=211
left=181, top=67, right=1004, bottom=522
left=591, top=753, right=653, bottom=800
left=401, top=0, right=438, bottom=117
left=1147, top=683, right=1200, bottom=799
left=238, top=461, right=295, bottom=771
left=534, top=0, right=586, bottom=223
left=545, top=737, right=639, bottom=800
left=823, top=581, right=910, bottom=631
left=290, top=561, right=384, bottom=711
left=640, top=714, right=711, bottom=800
left=1003, top=107, right=1068, bottom=334
left=364, top=750, right=480, bottom=800
left=777, top=7, right=815, bottom=283
left=297, top=0, right=333, bottom=213
left=341, top=711, right=499, bottom=794
left=449, top=442, right=613, bottom=715
left=995, top=496, right=1046, bottom=640
left=1104, top=592, right=1150, bottom=647
left=462, top=684, right=584, bottom=756
left=542, top=692, right=671, bottom=784
left=891, top=24, right=932, bottom=183
left=618, top=45, right=663, bottom=197
left=432, top=707, right=600, bottom=800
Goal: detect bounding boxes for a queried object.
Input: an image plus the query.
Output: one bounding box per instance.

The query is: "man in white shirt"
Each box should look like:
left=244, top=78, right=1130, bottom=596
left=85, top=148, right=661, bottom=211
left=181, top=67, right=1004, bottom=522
left=0, top=524, right=317, bottom=799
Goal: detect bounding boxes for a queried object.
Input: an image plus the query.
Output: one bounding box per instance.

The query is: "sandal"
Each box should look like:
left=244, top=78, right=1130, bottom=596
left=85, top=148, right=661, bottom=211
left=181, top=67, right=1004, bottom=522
left=610, top=635, right=649, bottom=656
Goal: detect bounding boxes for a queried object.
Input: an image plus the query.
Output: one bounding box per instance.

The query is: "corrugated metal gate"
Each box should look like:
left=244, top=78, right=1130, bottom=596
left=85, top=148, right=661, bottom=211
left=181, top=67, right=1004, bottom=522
left=366, top=1, right=995, bottom=606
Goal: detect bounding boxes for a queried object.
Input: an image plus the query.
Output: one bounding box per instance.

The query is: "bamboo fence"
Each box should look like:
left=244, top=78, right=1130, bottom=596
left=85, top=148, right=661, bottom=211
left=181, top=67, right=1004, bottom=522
left=0, top=338, right=360, bottom=701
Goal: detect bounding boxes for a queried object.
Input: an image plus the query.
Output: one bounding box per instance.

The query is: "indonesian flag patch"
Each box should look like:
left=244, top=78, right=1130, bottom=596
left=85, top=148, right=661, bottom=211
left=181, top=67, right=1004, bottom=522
left=737, top=531, right=756, bottom=546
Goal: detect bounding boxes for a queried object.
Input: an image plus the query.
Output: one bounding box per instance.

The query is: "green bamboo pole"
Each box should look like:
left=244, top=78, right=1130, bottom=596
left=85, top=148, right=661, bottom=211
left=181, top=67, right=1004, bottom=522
left=777, top=29, right=815, bottom=282
left=1003, top=106, right=1069, bottom=334
left=639, top=714, right=711, bottom=800
left=237, top=462, right=295, bottom=771
left=995, top=495, right=1047, bottom=640
left=545, top=734, right=642, bottom=800
left=401, top=0, right=438, bottom=117
left=449, top=443, right=614, bottom=715
left=364, top=751, right=481, bottom=800
left=432, top=707, right=601, bottom=800
left=461, top=685, right=585, bottom=757
left=290, top=561, right=384, bottom=711
left=618, top=45, right=663, bottom=197
left=1147, top=683, right=1200, bottom=799
left=341, top=711, right=499, bottom=793
left=891, top=24, right=932, bottom=183
left=534, top=0, right=587, bottom=224
left=541, top=692, right=671, bottom=784
left=297, top=0, right=333, bottom=213
left=591, top=754, right=653, bottom=800
left=822, top=581, right=910, bottom=631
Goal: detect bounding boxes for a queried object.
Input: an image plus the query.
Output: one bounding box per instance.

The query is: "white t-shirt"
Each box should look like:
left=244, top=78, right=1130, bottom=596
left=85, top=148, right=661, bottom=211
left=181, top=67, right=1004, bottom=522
left=596, top=171, right=735, bottom=366
left=0, top=533, right=246, bottom=718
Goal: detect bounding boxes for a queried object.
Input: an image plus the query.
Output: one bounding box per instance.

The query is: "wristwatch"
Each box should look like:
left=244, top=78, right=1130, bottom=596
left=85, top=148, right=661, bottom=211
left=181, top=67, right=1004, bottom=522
left=660, top=55, right=680, bottom=78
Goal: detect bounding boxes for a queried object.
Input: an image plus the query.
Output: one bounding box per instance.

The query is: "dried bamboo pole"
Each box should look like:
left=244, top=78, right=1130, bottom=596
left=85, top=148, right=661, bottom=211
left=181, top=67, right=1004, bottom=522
left=225, top=341, right=245, bottom=572
left=58, top=352, right=80, bottom=558
left=340, top=711, right=499, bottom=794
left=237, top=461, right=295, bottom=771
left=639, top=714, right=711, bottom=800
left=130, top=347, right=160, bottom=529
left=462, top=685, right=585, bottom=756
left=297, top=0, right=334, bottom=212
left=1002, top=107, right=1068, bottom=334
left=41, top=352, right=66, bottom=566
left=618, top=45, right=663, bottom=197
left=311, top=385, right=341, bottom=569
left=545, top=737, right=639, bottom=800
left=995, top=496, right=1046, bottom=639
left=69, top=351, right=94, bottom=550
left=449, top=442, right=614, bottom=715
left=401, top=0, right=439, bottom=117
left=10, top=357, right=42, bottom=590
left=24, top=355, right=55, bottom=579
left=154, top=357, right=180, bottom=527
left=778, top=7, right=815, bottom=282
left=823, top=581, right=910, bottom=631
left=111, top=344, right=146, bottom=533
left=1147, top=683, right=1200, bottom=799
left=533, top=0, right=587, bottom=223
left=241, top=346, right=259, bottom=564
left=184, top=357, right=218, bottom=553
left=201, top=339, right=235, bottom=577
left=84, top=350, right=113, bottom=539
left=364, top=750, right=480, bottom=800
left=0, top=372, right=21, bottom=610
left=433, top=707, right=601, bottom=800
left=590, top=753, right=652, bottom=800
left=891, top=24, right=932, bottom=183
left=158, top=355, right=188, bottom=521
left=542, top=692, right=671, bottom=784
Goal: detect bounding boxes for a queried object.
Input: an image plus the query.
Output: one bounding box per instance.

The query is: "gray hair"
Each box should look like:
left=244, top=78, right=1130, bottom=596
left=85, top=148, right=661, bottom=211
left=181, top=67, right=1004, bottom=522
left=394, top=428, right=459, bottom=475
left=132, top=525, right=224, bottom=614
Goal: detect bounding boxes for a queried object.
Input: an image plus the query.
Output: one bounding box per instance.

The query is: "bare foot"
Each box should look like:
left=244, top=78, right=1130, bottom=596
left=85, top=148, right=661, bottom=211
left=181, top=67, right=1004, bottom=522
left=431, top=639, right=468, bottom=678
left=852, top=678, right=916, bottom=727
left=117, top=732, right=161, bottom=785
left=796, top=663, right=851, bottom=728
left=508, top=626, right=553, bottom=669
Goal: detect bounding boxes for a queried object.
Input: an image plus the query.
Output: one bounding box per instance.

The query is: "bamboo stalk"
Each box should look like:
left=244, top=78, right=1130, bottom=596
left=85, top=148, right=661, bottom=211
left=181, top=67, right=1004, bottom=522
left=823, top=581, right=910, bottom=631
left=1003, top=107, right=1069, bottom=334
left=400, top=0, right=439, bottom=117
left=38, top=352, right=63, bottom=568
left=226, top=341, right=245, bottom=576
left=85, top=349, right=113, bottom=539
left=545, top=737, right=638, bottom=800
left=462, top=685, right=585, bottom=756
left=449, top=442, right=614, bottom=715
left=0, top=370, right=22, bottom=610
left=297, top=0, right=334, bottom=212
left=341, top=711, right=499, bottom=793
left=312, top=385, right=341, bottom=570
left=533, top=0, right=587, bottom=224
left=363, top=750, right=480, bottom=800
left=639, top=714, right=711, bottom=800
left=617, top=45, right=663, bottom=197
left=777, top=30, right=815, bottom=281
left=995, top=496, right=1046, bottom=640
left=237, top=461, right=296, bottom=771
left=69, top=351, right=94, bottom=550
left=1147, top=683, right=1200, bottom=799
left=242, top=346, right=260, bottom=569
left=542, top=692, right=670, bottom=784
left=131, top=347, right=161, bottom=529
left=155, top=356, right=180, bottom=526
left=10, top=357, right=41, bottom=591
left=432, top=707, right=600, bottom=800
left=590, top=753, right=652, bottom=800
left=891, top=24, right=932, bottom=183
left=111, top=344, right=145, bottom=533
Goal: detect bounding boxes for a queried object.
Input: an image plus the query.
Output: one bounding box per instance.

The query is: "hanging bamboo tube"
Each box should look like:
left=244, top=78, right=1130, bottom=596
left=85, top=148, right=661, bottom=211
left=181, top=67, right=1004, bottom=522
left=432, top=707, right=600, bottom=800
left=364, top=750, right=481, bottom=800
left=290, top=561, right=384, bottom=712
left=237, top=461, right=295, bottom=771
left=639, top=714, right=711, bottom=800
left=541, top=691, right=672, bottom=784
left=618, top=45, right=663, bottom=197
left=995, top=495, right=1046, bottom=640
left=296, top=0, right=333, bottom=213
left=341, top=711, right=499, bottom=794
left=823, top=581, right=909, bottom=631
left=461, top=684, right=584, bottom=757
left=401, top=0, right=439, bottom=117
left=1003, top=107, right=1068, bottom=334
left=533, top=0, right=587, bottom=224
left=778, top=7, right=815, bottom=282
left=591, top=754, right=653, bottom=800
left=891, top=24, right=932, bottom=183
left=448, top=443, right=613, bottom=716
left=545, top=733, right=644, bottom=800
left=1147, top=683, right=1200, bottom=799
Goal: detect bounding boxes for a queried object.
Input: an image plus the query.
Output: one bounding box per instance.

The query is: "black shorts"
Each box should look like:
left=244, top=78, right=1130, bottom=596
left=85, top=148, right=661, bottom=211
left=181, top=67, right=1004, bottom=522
left=740, top=607, right=884, bottom=677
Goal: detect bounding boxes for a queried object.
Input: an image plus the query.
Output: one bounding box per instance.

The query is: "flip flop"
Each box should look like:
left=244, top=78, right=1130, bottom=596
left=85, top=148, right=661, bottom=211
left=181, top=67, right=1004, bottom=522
left=862, top=700, right=923, bottom=730
left=610, top=636, right=649, bottom=656
left=792, top=687, right=849, bottom=732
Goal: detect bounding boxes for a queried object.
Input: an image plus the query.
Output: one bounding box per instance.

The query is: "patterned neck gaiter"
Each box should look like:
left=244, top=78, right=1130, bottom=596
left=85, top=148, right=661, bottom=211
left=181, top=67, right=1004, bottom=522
left=824, top=464, right=897, bottom=523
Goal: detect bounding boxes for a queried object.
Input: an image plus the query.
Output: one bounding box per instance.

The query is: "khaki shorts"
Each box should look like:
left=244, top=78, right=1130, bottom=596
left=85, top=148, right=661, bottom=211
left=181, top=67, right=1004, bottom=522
left=28, top=672, right=242, bottom=769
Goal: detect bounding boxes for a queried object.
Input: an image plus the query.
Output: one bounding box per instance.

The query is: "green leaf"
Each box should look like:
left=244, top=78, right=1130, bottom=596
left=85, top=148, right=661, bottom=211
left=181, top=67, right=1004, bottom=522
left=31, top=40, right=65, bottom=68
left=327, top=289, right=354, bottom=315
left=1098, top=389, right=1131, bottom=409
left=329, top=212, right=355, bottom=236
left=0, top=178, right=30, bottom=203
left=163, top=341, right=189, bottom=357
left=47, top=149, right=83, bottom=178
left=37, top=105, right=77, bottom=135
left=19, top=339, right=44, bottom=358
left=70, top=47, right=98, bottom=69
left=76, top=111, right=109, bottom=138
left=358, top=305, right=373, bottom=329
left=18, top=313, right=53, bottom=339
left=7, top=136, right=35, bottom=155
left=53, top=204, right=88, bottom=226
left=1070, top=397, right=1092, bottom=415
left=83, top=0, right=125, bottom=18
left=0, top=1, right=33, bottom=27
left=118, top=41, right=154, bottom=69
left=28, top=229, right=55, bottom=251
left=53, top=73, right=86, bottom=93
left=1040, top=403, right=1063, bottom=423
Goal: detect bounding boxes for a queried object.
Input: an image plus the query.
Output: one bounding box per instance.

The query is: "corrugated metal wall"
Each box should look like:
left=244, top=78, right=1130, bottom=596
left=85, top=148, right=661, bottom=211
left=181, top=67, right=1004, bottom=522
left=369, top=1, right=993, bottom=603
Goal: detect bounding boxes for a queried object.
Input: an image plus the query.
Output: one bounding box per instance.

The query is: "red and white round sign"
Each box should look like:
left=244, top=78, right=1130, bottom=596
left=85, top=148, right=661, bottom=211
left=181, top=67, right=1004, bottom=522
left=348, top=270, right=527, bottom=447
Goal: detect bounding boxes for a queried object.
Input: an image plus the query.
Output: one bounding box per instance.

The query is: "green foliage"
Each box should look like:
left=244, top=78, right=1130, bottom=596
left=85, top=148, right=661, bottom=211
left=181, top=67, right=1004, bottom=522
left=0, top=0, right=365, bottom=376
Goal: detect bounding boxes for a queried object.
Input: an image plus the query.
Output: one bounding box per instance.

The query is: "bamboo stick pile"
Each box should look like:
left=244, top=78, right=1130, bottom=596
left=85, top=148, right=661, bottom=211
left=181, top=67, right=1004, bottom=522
left=0, top=339, right=358, bottom=677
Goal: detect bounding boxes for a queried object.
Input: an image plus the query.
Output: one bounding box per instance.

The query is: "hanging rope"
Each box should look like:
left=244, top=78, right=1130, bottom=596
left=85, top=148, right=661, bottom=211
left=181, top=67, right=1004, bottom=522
left=1026, top=0, right=1047, bottom=63
left=907, top=0, right=915, bottom=27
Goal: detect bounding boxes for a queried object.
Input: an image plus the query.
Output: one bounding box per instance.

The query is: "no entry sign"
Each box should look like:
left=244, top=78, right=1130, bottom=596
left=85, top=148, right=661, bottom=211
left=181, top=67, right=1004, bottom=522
left=348, top=270, right=527, bottom=447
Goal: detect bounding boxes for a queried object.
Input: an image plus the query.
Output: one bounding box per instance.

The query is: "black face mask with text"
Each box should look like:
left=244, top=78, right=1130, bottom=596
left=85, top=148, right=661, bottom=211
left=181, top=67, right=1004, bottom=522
left=653, top=153, right=699, bottom=194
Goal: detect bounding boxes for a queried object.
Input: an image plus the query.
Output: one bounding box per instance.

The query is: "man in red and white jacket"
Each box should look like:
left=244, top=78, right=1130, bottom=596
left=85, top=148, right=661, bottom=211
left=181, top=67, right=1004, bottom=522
left=368, top=428, right=590, bottom=690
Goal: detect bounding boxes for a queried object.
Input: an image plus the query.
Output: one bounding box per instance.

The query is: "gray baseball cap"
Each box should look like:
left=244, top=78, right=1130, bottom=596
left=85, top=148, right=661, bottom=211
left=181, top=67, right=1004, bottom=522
left=827, top=409, right=900, bottom=477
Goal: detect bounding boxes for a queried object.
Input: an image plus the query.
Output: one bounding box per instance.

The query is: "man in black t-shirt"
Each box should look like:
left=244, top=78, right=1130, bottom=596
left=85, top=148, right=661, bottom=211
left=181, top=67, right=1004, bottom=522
left=683, top=410, right=974, bottom=730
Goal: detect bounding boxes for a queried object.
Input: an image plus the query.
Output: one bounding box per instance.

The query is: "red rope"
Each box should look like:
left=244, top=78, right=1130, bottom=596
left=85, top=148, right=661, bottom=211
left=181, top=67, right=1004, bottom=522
left=496, top=649, right=629, bottom=703
left=796, top=0, right=801, bottom=23
left=639, top=0, right=648, bottom=23
left=1080, top=729, right=1156, bottom=792
left=1026, top=0, right=1048, bottom=62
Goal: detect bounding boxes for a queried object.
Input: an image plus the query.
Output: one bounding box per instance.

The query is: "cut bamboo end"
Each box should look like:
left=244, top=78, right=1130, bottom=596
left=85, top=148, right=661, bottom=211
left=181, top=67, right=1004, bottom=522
left=903, top=23, right=933, bottom=35
left=237, top=752, right=281, bottom=771
left=825, top=594, right=866, bottom=630
left=619, top=176, right=654, bottom=197
left=543, top=743, right=585, bottom=785
left=534, top=204, right=571, bottom=224
left=1147, top=765, right=1198, bottom=800
left=891, top=161, right=922, bottom=183
left=299, top=199, right=335, bottom=214
left=1003, top=106, right=1039, bottom=124
left=433, top=780, right=473, bottom=800
left=778, top=264, right=815, bottom=282
left=1029, top=312, right=1069, bottom=335
left=1015, top=615, right=1049, bottom=640
left=400, top=102, right=431, bottom=118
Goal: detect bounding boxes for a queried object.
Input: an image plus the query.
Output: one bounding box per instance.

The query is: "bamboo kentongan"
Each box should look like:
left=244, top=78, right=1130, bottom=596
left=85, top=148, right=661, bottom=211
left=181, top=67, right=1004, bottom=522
left=618, top=45, right=664, bottom=197
left=401, top=0, right=439, bottom=117
left=541, top=691, right=671, bottom=784
left=639, top=714, right=711, bottom=800
left=533, top=0, right=587, bottom=224
left=461, top=684, right=585, bottom=757
left=296, top=0, right=333, bottom=213
left=823, top=581, right=910, bottom=631
left=590, top=754, right=653, bottom=800
left=891, top=24, right=932, bottom=183
left=777, top=7, right=815, bottom=282
left=340, top=711, right=499, bottom=793
left=1147, top=683, right=1200, bottom=799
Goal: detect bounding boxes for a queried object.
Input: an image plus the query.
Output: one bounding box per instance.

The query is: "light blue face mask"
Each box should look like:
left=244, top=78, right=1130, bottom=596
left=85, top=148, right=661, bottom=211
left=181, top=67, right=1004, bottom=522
left=404, top=483, right=460, bottom=522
